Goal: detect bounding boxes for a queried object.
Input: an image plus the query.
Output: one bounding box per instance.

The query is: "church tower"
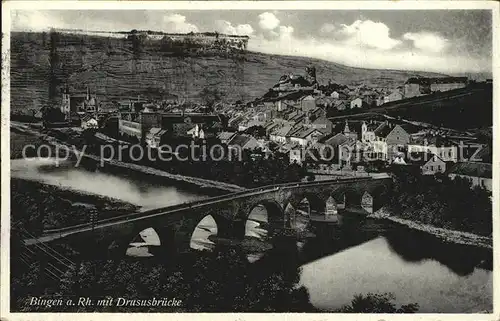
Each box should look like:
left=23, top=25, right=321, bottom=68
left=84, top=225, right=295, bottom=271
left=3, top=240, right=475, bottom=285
left=344, top=120, right=350, bottom=134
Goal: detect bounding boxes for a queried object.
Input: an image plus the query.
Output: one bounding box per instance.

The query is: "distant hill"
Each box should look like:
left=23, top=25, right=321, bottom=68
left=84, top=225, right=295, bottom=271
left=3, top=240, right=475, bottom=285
left=329, top=83, right=492, bottom=130
left=11, top=31, right=447, bottom=112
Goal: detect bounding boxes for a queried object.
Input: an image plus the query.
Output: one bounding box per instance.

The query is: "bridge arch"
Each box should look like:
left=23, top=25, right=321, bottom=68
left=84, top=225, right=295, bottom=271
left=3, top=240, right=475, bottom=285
left=190, top=214, right=218, bottom=251
left=325, top=196, right=338, bottom=215
left=244, top=200, right=284, bottom=239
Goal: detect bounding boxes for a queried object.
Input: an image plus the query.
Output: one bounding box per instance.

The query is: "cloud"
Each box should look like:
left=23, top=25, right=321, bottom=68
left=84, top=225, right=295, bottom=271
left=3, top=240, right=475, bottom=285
left=258, top=12, right=280, bottom=30
left=278, top=26, right=294, bottom=37
left=215, top=20, right=254, bottom=36
left=336, top=20, right=401, bottom=50
left=12, top=10, right=66, bottom=31
left=403, top=32, right=449, bottom=53
left=163, top=14, right=198, bottom=33
left=249, top=28, right=490, bottom=73
left=320, top=23, right=336, bottom=34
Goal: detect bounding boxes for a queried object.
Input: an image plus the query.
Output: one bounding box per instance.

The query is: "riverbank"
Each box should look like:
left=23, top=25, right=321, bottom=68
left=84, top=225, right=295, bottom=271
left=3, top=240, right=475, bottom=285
left=10, top=122, right=247, bottom=193
left=368, top=207, right=492, bottom=249
left=11, top=177, right=140, bottom=231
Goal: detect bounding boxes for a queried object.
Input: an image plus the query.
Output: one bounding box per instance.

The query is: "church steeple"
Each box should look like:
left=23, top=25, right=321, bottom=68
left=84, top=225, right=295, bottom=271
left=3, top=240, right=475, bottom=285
left=344, top=120, right=350, bottom=134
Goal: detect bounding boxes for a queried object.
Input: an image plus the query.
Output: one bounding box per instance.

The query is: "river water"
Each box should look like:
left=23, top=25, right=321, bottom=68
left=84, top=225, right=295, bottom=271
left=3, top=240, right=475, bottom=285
left=10, top=157, right=492, bottom=313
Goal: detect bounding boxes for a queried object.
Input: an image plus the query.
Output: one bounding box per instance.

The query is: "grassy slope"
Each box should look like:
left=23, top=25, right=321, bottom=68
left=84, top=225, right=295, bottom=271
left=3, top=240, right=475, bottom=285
left=11, top=31, right=443, bottom=112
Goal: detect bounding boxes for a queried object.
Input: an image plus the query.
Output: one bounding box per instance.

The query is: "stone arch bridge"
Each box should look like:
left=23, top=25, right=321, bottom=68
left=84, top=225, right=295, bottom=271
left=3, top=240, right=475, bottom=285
left=24, top=175, right=392, bottom=259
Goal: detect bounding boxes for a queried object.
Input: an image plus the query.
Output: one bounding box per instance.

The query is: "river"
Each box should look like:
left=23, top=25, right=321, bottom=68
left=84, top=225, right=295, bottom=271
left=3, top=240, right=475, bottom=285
left=10, top=157, right=492, bottom=313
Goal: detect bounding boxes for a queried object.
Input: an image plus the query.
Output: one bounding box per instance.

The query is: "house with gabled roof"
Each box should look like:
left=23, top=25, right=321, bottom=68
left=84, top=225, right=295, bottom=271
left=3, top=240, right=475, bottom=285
left=350, top=97, right=363, bottom=109
left=218, top=131, right=237, bottom=144
left=227, top=134, right=261, bottom=151
left=270, top=124, right=293, bottom=144
left=333, top=100, right=347, bottom=111
left=405, top=151, right=446, bottom=175
left=288, top=127, right=324, bottom=147
left=372, top=122, right=410, bottom=161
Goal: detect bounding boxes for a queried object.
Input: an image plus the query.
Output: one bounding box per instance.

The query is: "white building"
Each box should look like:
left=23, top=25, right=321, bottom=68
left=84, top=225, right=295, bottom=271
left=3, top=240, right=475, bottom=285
left=81, top=115, right=98, bottom=130
left=350, top=98, right=363, bottom=109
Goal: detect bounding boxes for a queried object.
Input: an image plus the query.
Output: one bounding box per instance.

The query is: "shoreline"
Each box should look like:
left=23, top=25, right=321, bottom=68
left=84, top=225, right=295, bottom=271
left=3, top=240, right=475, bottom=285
left=10, top=122, right=247, bottom=193
left=368, top=207, right=492, bottom=249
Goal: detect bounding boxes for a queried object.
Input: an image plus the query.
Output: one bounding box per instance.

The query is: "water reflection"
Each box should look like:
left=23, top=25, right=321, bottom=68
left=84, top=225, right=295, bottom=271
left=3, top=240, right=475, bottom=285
left=190, top=215, right=218, bottom=251
left=245, top=205, right=268, bottom=239
left=299, top=236, right=492, bottom=313
left=10, top=158, right=206, bottom=210
left=11, top=158, right=492, bottom=312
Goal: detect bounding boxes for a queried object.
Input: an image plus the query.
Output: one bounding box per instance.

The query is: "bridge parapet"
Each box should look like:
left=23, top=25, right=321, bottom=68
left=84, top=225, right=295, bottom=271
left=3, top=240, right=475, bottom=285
left=26, top=176, right=392, bottom=259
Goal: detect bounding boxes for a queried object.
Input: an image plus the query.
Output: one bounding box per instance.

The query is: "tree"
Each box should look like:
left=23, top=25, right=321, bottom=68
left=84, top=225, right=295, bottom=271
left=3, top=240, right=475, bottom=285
left=245, top=126, right=266, bottom=139
left=199, top=87, right=226, bottom=111
left=336, top=292, right=419, bottom=313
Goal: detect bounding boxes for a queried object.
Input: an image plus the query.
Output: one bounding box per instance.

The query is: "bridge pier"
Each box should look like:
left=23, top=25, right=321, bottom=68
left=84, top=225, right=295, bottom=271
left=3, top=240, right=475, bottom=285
left=215, top=216, right=245, bottom=240
left=149, top=226, right=178, bottom=259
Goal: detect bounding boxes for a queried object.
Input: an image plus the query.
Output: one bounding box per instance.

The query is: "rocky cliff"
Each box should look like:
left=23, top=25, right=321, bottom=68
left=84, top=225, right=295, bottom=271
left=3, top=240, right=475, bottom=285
left=10, top=31, right=443, bottom=112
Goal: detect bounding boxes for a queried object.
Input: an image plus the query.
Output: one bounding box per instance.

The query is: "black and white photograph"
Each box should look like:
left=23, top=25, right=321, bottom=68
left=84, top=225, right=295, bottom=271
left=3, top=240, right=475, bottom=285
left=1, top=1, right=498, bottom=318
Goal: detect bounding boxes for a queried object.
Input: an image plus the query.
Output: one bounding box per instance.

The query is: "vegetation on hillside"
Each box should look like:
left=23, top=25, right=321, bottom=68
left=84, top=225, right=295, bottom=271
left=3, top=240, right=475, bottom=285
left=386, top=168, right=492, bottom=236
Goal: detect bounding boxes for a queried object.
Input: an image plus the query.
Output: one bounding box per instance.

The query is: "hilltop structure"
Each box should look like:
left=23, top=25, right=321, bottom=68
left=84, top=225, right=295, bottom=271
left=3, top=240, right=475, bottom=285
left=403, top=77, right=468, bottom=98
left=129, top=30, right=249, bottom=51
left=272, top=66, right=318, bottom=93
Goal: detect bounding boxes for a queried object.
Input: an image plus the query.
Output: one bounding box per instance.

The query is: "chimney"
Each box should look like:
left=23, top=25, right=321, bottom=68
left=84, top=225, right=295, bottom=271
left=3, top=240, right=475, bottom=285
left=86, top=86, right=90, bottom=100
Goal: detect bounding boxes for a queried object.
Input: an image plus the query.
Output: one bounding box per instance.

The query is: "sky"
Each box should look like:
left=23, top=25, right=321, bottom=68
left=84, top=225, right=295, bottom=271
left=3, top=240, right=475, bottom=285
left=10, top=9, right=492, bottom=73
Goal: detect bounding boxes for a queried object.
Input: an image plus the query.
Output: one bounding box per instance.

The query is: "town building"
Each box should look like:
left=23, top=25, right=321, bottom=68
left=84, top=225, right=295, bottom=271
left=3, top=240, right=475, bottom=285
left=362, top=96, right=375, bottom=107
left=288, top=127, right=324, bottom=147
left=118, top=110, right=223, bottom=142
left=383, top=91, right=403, bottom=104
left=145, top=127, right=168, bottom=148
left=447, top=162, right=492, bottom=192
left=403, top=77, right=468, bottom=98
left=270, top=124, right=293, bottom=144
left=188, top=124, right=205, bottom=139
left=406, top=151, right=446, bottom=175
left=372, top=122, right=410, bottom=161
left=227, top=134, right=261, bottom=151
left=407, top=134, right=458, bottom=163
left=333, top=100, right=347, bottom=111
left=217, top=131, right=237, bottom=144
left=339, top=121, right=359, bottom=142
left=60, top=86, right=99, bottom=121
left=300, top=95, right=317, bottom=113
left=361, top=121, right=380, bottom=143
left=350, top=98, right=363, bottom=109
left=81, top=114, right=98, bottom=130
left=289, top=148, right=303, bottom=165
left=303, top=116, right=333, bottom=135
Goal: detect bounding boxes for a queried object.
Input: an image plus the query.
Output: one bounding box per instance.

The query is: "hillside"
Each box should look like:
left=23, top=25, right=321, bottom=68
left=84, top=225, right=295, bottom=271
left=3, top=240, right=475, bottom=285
left=329, top=83, right=493, bottom=130
left=10, top=31, right=445, bottom=112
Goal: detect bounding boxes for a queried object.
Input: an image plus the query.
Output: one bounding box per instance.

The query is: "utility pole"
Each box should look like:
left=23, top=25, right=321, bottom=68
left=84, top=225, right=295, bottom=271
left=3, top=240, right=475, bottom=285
left=90, top=210, right=97, bottom=235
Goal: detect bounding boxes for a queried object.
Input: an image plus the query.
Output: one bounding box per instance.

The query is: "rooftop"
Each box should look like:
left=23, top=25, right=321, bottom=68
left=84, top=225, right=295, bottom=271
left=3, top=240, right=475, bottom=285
left=448, top=162, right=492, bottom=178
left=405, top=77, right=468, bottom=85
